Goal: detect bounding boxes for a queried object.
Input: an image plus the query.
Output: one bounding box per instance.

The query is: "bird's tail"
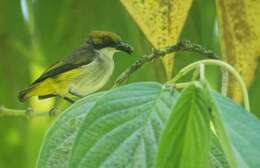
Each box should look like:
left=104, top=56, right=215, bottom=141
left=18, top=86, right=34, bottom=102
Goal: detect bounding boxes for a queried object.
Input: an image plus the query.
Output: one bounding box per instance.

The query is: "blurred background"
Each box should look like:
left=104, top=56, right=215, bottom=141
left=0, top=0, right=259, bottom=167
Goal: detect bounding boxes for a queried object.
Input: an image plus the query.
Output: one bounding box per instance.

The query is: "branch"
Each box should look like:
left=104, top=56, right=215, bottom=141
left=0, top=105, right=49, bottom=118
left=114, top=40, right=219, bottom=87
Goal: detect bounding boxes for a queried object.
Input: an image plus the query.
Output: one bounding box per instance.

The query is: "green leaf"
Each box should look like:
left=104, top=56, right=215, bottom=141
left=206, top=90, right=237, bottom=168
left=209, top=133, right=230, bottom=168
left=36, top=92, right=106, bottom=168
left=156, top=84, right=211, bottom=168
left=69, top=82, right=177, bottom=168
left=212, top=92, right=260, bottom=168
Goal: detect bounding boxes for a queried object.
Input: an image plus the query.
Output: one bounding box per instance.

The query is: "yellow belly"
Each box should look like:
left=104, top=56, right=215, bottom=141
left=28, top=68, right=82, bottom=98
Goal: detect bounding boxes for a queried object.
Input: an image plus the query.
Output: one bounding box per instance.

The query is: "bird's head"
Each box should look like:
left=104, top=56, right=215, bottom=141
left=87, top=31, right=133, bottom=55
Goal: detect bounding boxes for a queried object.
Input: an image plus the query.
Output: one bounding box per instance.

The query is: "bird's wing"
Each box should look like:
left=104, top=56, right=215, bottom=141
left=32, top=47, right=96, bottom=85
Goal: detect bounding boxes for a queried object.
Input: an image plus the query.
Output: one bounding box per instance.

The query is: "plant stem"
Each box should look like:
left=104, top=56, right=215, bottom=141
left=169, top=59, right=250, bottom=112
left=175, top=82, right=199, bottom=89
left=164, top=82, right=194, bottom=90
left=0, top=105, right=49, bottom=118
left=221, top=69, right=229, bottom=96
left=114, top=40, right=219, bottom=87
left=199, top=63, right=205, bottom=83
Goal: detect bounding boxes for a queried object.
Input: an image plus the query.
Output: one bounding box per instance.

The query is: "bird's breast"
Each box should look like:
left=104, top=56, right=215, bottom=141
left=72, top=55, right=114, bottom=95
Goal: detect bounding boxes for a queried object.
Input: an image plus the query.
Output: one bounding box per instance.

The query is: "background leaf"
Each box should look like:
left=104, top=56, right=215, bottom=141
left=216, top=0, right=260, bottom=102
left=69, top=82, right=177, bottom=168
left=0, top=0, right=30, bottom=167
left=156, top=84, right=211, bottom=168
left=249, top=63, right=260, bottom=117
left=121, top=0, right=193, bottom=79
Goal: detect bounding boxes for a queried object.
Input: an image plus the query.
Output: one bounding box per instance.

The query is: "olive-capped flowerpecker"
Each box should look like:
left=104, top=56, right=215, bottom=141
left=18, top=31, right=133, bottom=103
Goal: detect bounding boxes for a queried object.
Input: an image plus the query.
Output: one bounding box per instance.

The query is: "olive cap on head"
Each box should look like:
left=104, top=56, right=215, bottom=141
left=87, top=31, right=133, bottom=54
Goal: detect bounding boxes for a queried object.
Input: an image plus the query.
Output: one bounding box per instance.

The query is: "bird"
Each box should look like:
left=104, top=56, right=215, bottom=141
left=18, top=31, right=133, bottom=103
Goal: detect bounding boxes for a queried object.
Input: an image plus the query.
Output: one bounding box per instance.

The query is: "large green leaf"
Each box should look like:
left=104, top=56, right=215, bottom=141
left=36, top=81, right=260, bottom=168
left=212, top=92, right=260, bottom=168
left=69, top=82, right=177, bottom=168
left=156, top=84, right=211, bottom=168
left=36, top=92, right=106, bottom=168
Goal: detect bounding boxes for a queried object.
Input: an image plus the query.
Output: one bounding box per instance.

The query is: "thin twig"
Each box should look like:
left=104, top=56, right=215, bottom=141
left=114, top=40, right=219, bottom=87
left=0, top=105, right=49, bottom=118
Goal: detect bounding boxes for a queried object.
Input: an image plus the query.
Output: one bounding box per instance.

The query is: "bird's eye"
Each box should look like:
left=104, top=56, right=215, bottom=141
left=103, top=36, right=112, bottom=43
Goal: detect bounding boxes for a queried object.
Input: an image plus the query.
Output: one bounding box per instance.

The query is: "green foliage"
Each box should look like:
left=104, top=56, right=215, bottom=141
left=37, top=92, right=106, bottom=167
left=211, top=91, right=260, bottom=167
left=156, top=84, right=211, bottom=168
left=0, top=0, right=30, bottom=167
left=209, top=133, right=230, bottom=168
left=37, top=82, right=177, bottom=168
left=37, top=82, right=260, bottom=168
left=1, top=0, right=260, bottom=168
left=0, top=0, right=29, bottom=106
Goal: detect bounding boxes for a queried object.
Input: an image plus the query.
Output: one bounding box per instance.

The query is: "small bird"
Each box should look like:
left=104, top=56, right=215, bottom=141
left=18, top=31, right=133, bottom=103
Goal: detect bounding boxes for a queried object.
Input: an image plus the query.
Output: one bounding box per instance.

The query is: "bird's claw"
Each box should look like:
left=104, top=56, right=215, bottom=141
left=163, top=83, right=176, bottom=95
left=49, top=107, right=57, bottom=117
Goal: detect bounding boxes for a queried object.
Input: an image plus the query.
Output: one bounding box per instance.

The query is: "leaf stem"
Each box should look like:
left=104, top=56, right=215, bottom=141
left=221, top=69, right=229, bottom=96
left=168, top=60, right=250, bottom=112
left=199, top=63, right=205, bottom=83
left=175, top=82, right=194, bottom=89
left=164, top=82, right=196, bottom=90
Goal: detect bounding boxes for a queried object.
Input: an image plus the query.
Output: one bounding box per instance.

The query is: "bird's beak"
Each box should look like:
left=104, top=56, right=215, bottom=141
left=115, top=41, right=134, bottom=55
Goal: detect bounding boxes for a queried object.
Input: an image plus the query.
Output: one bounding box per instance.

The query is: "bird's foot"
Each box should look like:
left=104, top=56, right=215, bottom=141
left=69, top=88, right=83, bottom=98
left=49, top=107, right=57, bottom=117
left=64, top=97, right=75, bottom=104
left=163, top=83, right=176, bottom=95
